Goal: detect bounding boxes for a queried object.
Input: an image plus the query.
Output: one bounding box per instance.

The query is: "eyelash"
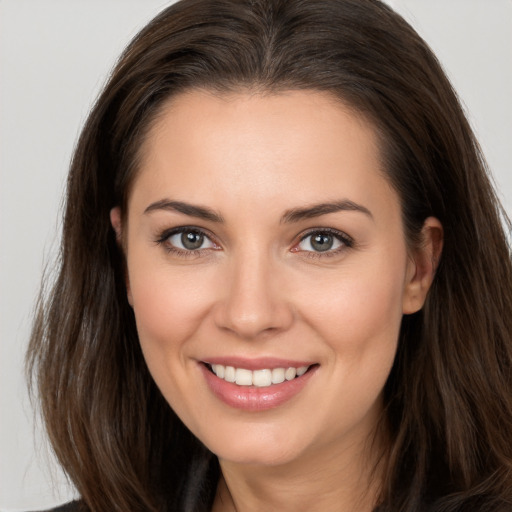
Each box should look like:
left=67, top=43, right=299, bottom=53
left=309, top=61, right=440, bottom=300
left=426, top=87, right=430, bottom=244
left=155, top=226, right=220, bottom=258
left=293, top=228, right=354, bottom=259
left=155, top=226, right=354, bottom=258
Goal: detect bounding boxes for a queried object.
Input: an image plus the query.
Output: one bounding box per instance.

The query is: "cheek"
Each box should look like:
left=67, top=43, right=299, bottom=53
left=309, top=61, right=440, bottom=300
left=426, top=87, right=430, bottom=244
left=292, top=254, right=406, bottom=412
left=294, top=263, right=404, bottom=430
left=127, top=260, right=217, bottom=425
left=298, top=260, right=405, bottom=348
left=126, top=254, right=217, bottom=364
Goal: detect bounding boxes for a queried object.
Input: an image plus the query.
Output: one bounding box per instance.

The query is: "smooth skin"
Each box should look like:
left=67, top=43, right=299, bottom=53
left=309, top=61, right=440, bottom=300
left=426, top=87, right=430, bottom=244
left=111, top=90, right=442, bottom=512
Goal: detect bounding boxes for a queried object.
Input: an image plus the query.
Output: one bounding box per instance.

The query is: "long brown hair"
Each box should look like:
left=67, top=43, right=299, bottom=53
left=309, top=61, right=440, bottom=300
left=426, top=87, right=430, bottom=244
left=27, top=0, right=512, bottom=510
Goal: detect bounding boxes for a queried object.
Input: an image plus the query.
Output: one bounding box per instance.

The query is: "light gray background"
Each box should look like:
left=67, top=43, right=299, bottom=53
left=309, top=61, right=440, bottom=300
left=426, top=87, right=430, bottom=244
left=1, top=1, right=511, bottom=510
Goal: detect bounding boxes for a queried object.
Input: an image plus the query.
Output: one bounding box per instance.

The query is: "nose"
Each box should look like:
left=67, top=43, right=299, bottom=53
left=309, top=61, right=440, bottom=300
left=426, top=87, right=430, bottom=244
left=214, top=251, right=294, bottom=340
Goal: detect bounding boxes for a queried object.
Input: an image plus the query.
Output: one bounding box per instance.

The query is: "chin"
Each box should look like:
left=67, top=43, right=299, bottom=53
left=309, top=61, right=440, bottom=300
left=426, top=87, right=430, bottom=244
left=198, top=420, right=312, bottom=467
left=215, top=444, right=300, bottom=467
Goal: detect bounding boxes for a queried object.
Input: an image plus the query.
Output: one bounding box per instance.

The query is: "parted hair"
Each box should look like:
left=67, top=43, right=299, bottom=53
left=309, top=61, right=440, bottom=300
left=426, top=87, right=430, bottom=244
left=27, top=0, right=512, bottom=511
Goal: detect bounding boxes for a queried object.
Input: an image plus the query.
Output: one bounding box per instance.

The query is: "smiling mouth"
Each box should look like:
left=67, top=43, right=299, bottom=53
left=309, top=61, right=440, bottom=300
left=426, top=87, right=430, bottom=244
left=206, top=363, right=316, bottom=387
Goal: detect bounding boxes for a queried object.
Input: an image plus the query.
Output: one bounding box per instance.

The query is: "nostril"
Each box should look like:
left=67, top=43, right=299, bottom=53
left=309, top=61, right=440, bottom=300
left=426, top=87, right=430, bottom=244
left=213, top=299, right=295, bottom=340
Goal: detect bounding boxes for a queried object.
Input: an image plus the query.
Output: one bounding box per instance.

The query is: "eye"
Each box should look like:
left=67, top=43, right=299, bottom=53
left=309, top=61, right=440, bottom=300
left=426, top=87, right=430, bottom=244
left=156, top=227, right=219, bottom=255
left=294, top=229, right=353, bottom=254
left=168, top=230, right=215, bottom=251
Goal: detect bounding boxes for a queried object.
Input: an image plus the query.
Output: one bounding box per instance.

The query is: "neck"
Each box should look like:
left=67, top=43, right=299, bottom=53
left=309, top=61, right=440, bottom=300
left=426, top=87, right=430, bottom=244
left=212, top=426, right=386, bottom=512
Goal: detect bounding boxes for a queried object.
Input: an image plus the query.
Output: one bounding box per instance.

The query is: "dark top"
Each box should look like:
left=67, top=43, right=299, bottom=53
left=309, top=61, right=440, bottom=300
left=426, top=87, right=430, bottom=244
left=38, top=501, right=83, bottom=512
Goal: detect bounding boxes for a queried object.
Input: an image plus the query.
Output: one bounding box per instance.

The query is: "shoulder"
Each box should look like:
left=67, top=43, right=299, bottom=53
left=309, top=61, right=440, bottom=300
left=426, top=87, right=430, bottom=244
left=37, top=500, right=85, bottom=512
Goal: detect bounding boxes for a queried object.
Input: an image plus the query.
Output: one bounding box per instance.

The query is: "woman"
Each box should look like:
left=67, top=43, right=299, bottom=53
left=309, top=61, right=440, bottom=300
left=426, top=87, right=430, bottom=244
left=27, top=0, right=512, bottom=511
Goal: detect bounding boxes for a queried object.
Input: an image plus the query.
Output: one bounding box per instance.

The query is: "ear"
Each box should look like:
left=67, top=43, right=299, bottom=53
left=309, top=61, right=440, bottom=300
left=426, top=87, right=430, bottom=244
left=110, top=206, right=123, bottom=243
left=402, top=217, right=443, bottom=314
left=110, top=207, right=133, bottom=306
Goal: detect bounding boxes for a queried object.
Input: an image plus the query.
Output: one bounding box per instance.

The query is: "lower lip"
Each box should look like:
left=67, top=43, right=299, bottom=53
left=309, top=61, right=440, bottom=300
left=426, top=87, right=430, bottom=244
left=199, top=363, right=318, bottom=411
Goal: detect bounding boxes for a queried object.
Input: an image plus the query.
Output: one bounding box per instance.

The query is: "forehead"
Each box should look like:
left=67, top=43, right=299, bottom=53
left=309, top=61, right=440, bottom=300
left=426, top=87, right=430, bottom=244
left=130, top=89, right=398, bottom=222
left=141, top=88, right=379, bottom=167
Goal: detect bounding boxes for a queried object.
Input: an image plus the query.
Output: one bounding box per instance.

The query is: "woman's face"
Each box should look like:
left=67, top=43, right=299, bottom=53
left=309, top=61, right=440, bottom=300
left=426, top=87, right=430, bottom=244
left=114, top=90, right=436, bottom=469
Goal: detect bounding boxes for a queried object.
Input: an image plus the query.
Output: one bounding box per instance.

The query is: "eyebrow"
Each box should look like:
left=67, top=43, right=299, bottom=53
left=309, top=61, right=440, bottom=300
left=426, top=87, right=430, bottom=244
left=281, top=200, right=373, bottom=223
left=144, top=199, right=224, bottom=223
left=143, top=198, right=373, bottom=224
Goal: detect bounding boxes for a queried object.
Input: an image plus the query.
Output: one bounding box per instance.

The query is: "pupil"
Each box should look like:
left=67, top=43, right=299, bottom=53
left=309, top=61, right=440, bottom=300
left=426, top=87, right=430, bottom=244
left=311, top=233, right=333, bottom=252
left=181, top=231, right=204, bottom=250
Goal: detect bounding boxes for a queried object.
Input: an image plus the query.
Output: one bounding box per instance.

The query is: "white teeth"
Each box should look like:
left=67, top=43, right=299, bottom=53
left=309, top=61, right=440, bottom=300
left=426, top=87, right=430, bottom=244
left=296, top=366, right=308, bottom=376
left=212, top=364, right=225, bottom=379
left=285, top=367, right=297, bottom=380
left=210, top=363, right=311, bottom=387
left=271, top=368, right=285, bottom=384
left=253, top=369, right=272, bottom=387
left=235, top=368, right=252, bottom=386
left=224, top=366, right=236, bottom=383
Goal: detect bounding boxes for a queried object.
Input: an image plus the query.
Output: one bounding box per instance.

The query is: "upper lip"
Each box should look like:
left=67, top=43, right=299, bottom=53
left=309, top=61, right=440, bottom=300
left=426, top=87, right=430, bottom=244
left=201, top=356, right=316, bottom=371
